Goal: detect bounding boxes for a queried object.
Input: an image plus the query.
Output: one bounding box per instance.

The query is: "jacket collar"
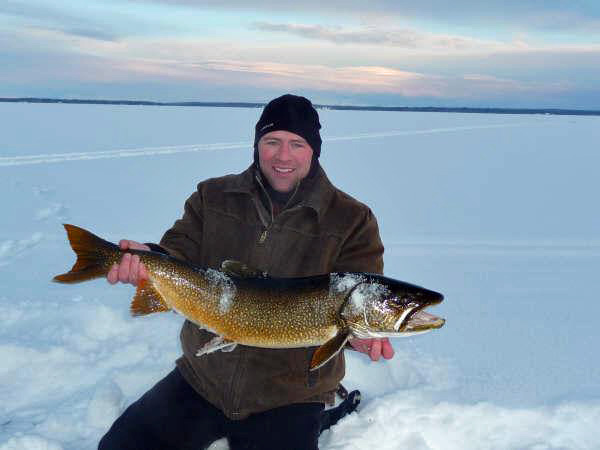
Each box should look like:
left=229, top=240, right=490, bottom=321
left=223, top=163, right=335, bottom=222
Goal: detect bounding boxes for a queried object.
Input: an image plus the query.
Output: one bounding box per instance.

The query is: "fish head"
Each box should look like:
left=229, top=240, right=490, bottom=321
left=341, top=275, right=445, bottom=338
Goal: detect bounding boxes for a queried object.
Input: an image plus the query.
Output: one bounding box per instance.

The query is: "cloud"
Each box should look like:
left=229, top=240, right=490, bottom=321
left=1, top=1, right=74, bottom=22
left=133, top=0, right=600, bottom=33
left=61, top=51, right=572, bottom=101
left=0, top=25, right=591, bottom=105
left=60, top=27, right=119, bottom=42
left=2, top=12, right=599, bottom=108
left=253, top=22, right=510, bottom=52
left=459, top=74, right=571, bottom=96
left=187, top=60, right=435, bottom=95
left=0, top=1, right=119, bottom=42
left=518, top=9, right=600, bottom=33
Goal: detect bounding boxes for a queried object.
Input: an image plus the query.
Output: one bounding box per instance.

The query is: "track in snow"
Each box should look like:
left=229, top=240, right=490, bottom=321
left=0, top=123, right=524, bottom=167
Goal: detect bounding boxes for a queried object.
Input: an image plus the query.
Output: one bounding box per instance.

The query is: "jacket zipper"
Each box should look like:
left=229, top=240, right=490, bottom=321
left=258, top=229, right=268, bottom=243
left=254, top=174, right=274, bottom=245
left=253, top=172, right=303, bottom=245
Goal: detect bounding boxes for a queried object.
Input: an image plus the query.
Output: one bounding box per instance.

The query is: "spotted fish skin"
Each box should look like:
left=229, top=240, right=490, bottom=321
left=54, top=224, right=445, bottom=370
left=143, top=263, right=346, bottom=348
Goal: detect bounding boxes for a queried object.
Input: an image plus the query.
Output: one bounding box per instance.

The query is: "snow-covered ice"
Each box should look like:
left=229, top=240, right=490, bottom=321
left=1, top=103, right=599, bottom=449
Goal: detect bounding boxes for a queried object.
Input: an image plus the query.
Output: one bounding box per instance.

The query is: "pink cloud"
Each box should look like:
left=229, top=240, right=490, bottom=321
left=4, top=26, right=592, bottom=101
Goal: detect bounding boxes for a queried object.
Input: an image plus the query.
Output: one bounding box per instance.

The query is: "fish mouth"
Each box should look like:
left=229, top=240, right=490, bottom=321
left=355, top=307, right=445, bottom=339
left=394, top=290, right=445, bottom=332
left=400, top=309, right=445, bottom=332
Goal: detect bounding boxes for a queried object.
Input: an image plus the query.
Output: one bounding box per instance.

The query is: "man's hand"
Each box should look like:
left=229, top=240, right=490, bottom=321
left=107, top=240, right=150, bottom=286
left=348, top=338, right=394, bottom=361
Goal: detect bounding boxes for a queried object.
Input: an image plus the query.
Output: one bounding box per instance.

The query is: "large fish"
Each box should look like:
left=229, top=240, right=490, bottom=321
left=54, top=224, right=445, bottom=370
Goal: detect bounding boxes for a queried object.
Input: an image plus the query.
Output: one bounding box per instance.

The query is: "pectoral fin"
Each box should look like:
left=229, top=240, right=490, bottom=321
left=310, top=330, right=350, bottom=371
left=130, top=279, right=170, bottom=316
left=221, top=260, right=266, bottom=278
left=196, top=335, right=237, bottom=356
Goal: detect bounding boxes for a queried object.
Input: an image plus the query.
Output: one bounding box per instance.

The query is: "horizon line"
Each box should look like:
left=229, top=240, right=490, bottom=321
left=1, top=97, right=599, bottom=116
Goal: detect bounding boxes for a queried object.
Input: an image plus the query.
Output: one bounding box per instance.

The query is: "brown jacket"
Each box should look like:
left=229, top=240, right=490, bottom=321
left=159, top=164, right=384, bottom=420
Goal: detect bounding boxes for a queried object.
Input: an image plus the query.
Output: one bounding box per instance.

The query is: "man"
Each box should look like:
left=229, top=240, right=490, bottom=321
left=99, top=94, right=394, bottom=450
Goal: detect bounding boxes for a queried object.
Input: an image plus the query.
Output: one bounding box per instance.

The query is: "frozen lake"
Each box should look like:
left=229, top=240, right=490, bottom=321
left=1, top=103, right=599, bottom=449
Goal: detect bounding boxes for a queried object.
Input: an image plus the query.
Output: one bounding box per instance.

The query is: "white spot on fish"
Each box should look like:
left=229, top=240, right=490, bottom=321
left=219, top=289, right=235, bottom=313
left=347, top=282, right=390, bottom=316
left=205, top=268, right=236, bottom=313
left=329, top=273, right=364, bottom=295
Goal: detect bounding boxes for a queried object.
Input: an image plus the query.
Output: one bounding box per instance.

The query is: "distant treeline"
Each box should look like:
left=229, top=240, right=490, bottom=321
left=2, top=97, right=599, bottom=116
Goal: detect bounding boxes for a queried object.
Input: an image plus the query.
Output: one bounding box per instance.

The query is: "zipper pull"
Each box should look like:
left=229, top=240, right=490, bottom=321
left=258, top=229, right=268, bottom=244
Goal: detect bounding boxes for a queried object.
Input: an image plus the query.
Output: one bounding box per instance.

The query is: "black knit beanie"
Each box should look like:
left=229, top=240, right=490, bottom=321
left=253, top=94, right=322, bottom=170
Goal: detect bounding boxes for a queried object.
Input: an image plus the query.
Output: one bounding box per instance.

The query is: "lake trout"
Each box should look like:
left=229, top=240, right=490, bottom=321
left=53, top=224, right=445, bottom=370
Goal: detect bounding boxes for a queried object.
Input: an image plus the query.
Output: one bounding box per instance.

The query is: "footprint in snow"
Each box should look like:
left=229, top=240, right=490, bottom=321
left=0, top=233, right=44, bottom=267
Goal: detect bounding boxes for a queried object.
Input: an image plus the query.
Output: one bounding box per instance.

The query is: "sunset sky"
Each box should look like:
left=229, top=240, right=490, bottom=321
left=2, top=0, right=599, bottom=108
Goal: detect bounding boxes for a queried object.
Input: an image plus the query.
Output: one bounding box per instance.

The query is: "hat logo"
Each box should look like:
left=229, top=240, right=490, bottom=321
left=260, top=123, right=274, bottom=132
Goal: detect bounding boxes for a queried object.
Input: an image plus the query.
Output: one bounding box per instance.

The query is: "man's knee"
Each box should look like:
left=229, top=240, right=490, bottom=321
left=97, top=369, right=180, bottom=449
left=98, top=399, right=148, bottom=450
left=97, top=368, right=223, bottom=450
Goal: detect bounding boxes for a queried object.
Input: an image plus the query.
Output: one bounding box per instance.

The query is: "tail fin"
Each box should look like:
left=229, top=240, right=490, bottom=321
left=53, top=224, right=120, bottom=283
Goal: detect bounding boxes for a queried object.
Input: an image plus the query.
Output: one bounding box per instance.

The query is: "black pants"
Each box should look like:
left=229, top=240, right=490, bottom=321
left=98, top=368, right=324, bottom=450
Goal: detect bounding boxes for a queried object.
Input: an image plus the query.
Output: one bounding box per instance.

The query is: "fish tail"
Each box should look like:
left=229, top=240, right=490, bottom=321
left=53, top=224, right=120, bottom=283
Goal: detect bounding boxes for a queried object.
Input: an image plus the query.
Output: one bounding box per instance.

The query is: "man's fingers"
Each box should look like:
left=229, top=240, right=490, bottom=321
left=107, top=264, right=118, bottom=284
left=139, top=263, right=149, bottom=283
left=382, top=338, right=395, bottom=359
left=348, top=338, right=394, bottom=362
left=119, top=239, right=151, bottom=252
left=349, top=338, right=369, bottom=354
left=106, top=255, right=146, bottom=287
left=369, top=339, right=382, bottom=361
left=129, top=254, right=140, bottom=285
left=118, top=253, right=131, bottom=283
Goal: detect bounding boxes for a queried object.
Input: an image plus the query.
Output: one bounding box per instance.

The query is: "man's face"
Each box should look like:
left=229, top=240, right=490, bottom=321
left=258, top=130, right=314, bottom=193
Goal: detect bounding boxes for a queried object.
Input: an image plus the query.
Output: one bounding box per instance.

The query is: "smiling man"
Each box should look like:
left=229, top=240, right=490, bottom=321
left=99, top=94, right=393, bottom=450
left=258, top=130, right=312, bottom=192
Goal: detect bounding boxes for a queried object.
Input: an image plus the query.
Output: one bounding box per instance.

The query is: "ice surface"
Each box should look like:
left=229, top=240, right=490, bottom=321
left=0, top=435, right=63, bottom=450
left=1, top=103, right=599, bottom=448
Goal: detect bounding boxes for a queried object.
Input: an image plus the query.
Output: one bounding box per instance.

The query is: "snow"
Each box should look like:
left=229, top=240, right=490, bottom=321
left=205, top=268, right=236, bottom=314
left=329, top=273, right=361, bottom=292
left=1, top=103, right=599, bottom=449
left=346, top=281, right=390, bottom=317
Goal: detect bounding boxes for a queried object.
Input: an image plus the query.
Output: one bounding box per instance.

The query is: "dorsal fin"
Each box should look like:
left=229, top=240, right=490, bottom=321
left=221, top=260, right=266, bottom=278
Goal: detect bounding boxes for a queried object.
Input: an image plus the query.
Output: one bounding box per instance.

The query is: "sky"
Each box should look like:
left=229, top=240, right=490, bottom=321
left=1, top=0, right=600, bottom=108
